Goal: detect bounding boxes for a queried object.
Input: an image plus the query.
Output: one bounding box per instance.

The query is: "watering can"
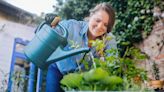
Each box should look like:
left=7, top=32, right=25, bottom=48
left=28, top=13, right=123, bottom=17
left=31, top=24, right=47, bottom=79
left=24, top=22, right=90, bottom=70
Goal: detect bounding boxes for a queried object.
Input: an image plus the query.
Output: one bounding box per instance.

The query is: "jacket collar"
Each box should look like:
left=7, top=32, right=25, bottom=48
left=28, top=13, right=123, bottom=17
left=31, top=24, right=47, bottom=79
left=80, top=21, right=89, bottom=37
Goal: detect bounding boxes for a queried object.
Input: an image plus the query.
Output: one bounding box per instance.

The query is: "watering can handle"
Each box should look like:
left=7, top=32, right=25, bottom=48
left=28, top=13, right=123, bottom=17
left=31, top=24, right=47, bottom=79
left=56, top=23, right=68, bottom=38
left=35, top=20, right=68, bottom=38
left=34, top=22, right=46, bottom=33
left=51, top=16, right=68, bottom=38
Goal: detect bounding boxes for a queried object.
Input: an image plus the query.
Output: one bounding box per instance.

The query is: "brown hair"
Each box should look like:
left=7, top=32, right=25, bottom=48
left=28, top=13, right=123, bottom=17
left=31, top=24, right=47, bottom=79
left=89, top=2, right=115, bottom=33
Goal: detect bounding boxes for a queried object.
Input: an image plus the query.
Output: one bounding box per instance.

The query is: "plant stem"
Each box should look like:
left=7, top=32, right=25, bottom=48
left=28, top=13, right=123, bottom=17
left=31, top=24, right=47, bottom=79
left=76, top=58, right=82, bottom=72
left=123, top=47, right=129, bottom=58
left=93, top=84, right=97, bottom=91
left=89, top=52, right=96, bottom=69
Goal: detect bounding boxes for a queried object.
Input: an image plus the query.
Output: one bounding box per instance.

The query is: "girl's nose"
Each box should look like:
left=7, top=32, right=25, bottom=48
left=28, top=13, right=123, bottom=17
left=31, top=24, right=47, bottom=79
left=97, top=22, right=103, bottom=29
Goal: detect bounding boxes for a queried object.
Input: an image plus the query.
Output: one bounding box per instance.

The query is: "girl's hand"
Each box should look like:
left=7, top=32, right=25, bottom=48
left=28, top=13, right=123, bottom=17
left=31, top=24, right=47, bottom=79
left=44, top=13, right=61, bottom=28
left=51, top=16, right=61, bottom=28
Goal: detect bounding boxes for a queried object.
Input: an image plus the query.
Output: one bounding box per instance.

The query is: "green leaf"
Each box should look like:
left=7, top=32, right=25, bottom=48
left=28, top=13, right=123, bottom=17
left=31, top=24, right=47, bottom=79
left=83, top=68, right=109, bottom=82
left=121, top=42, right=130, bottom=46
left=60, top=73, right=83, bottom=88
left=101, top=76, right=123, bottom=85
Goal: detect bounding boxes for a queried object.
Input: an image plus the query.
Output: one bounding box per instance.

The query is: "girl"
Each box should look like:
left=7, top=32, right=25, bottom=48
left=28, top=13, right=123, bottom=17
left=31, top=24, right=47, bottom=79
left=46, top=2, right=117, bottom=92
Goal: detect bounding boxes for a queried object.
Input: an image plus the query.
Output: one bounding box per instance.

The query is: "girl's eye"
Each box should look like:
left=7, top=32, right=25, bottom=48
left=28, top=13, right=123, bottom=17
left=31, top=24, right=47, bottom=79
left=95, top=18, right=108, bottom=28
left=96, top=19, right=101, bottom=23
left=94, top=17, right=101, bottom=22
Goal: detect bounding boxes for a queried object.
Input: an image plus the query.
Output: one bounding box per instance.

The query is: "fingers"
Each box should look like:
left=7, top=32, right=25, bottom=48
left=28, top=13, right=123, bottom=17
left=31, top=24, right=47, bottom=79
left=51, top=16, right=61, bottom=28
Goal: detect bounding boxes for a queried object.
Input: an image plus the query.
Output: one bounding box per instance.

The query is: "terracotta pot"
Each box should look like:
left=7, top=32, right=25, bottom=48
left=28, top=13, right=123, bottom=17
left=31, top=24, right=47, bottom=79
left=149, top=80, right=164, bottom=89
left=155, top=54, right=164, bottom=60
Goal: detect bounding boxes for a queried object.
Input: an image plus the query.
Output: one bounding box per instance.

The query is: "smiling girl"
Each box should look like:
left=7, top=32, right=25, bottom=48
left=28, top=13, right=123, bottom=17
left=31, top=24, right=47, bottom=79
left=46, top=2, right=117, bottom=92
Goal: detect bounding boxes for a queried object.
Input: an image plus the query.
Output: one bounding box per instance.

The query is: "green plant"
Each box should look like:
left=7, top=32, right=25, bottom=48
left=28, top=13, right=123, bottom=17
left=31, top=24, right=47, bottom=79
left=60, top=35, right=149, bottom=91
left=61, top=68, right=123, bottom=91
left=0, top=68, right=8, bottom=92
left=11, top=70, right=26, bottom=92
left=152, top=61, right=160, bottom=80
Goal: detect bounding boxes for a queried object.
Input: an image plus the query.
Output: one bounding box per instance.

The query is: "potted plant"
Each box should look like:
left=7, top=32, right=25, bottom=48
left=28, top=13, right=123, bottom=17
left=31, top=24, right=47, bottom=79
left=149, top=60, right=164, bottom=90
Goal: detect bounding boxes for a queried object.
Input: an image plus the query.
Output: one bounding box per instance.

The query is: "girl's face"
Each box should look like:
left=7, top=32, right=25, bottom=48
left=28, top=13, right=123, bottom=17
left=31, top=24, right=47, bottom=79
left=88, top=10, right=109, bottom=40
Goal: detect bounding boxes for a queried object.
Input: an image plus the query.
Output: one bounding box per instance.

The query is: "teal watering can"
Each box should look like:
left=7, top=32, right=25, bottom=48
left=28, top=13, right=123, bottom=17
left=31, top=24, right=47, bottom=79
left=24, top=22, right=90, bottom=70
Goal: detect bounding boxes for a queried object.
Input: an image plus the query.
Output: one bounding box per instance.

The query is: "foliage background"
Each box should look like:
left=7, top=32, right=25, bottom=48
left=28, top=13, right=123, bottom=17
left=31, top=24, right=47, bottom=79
left=54, top=0, right=163, bottom=55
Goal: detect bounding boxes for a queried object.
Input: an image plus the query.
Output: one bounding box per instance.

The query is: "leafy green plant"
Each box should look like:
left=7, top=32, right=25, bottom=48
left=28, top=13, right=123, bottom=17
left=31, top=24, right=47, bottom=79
left=11, top=70, right=26, bottom=92
left=61, top=67, right=123, bottom=91
left=60, top=35, right=149, bottom=91
left=109, top=0, right=163, bottom=55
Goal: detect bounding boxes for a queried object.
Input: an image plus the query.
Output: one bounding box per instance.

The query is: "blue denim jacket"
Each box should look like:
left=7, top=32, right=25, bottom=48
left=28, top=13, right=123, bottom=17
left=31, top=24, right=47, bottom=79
left=51, top=19, right=117, bottom=74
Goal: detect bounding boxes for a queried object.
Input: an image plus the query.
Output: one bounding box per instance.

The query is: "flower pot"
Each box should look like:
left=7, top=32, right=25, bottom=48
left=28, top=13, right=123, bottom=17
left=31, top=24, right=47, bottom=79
left=149, top=80, right=164, bottom=89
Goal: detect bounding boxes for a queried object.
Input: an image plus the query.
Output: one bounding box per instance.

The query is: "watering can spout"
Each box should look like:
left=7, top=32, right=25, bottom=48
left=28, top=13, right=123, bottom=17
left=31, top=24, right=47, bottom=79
left=47, top=47, right=90, bottom=64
